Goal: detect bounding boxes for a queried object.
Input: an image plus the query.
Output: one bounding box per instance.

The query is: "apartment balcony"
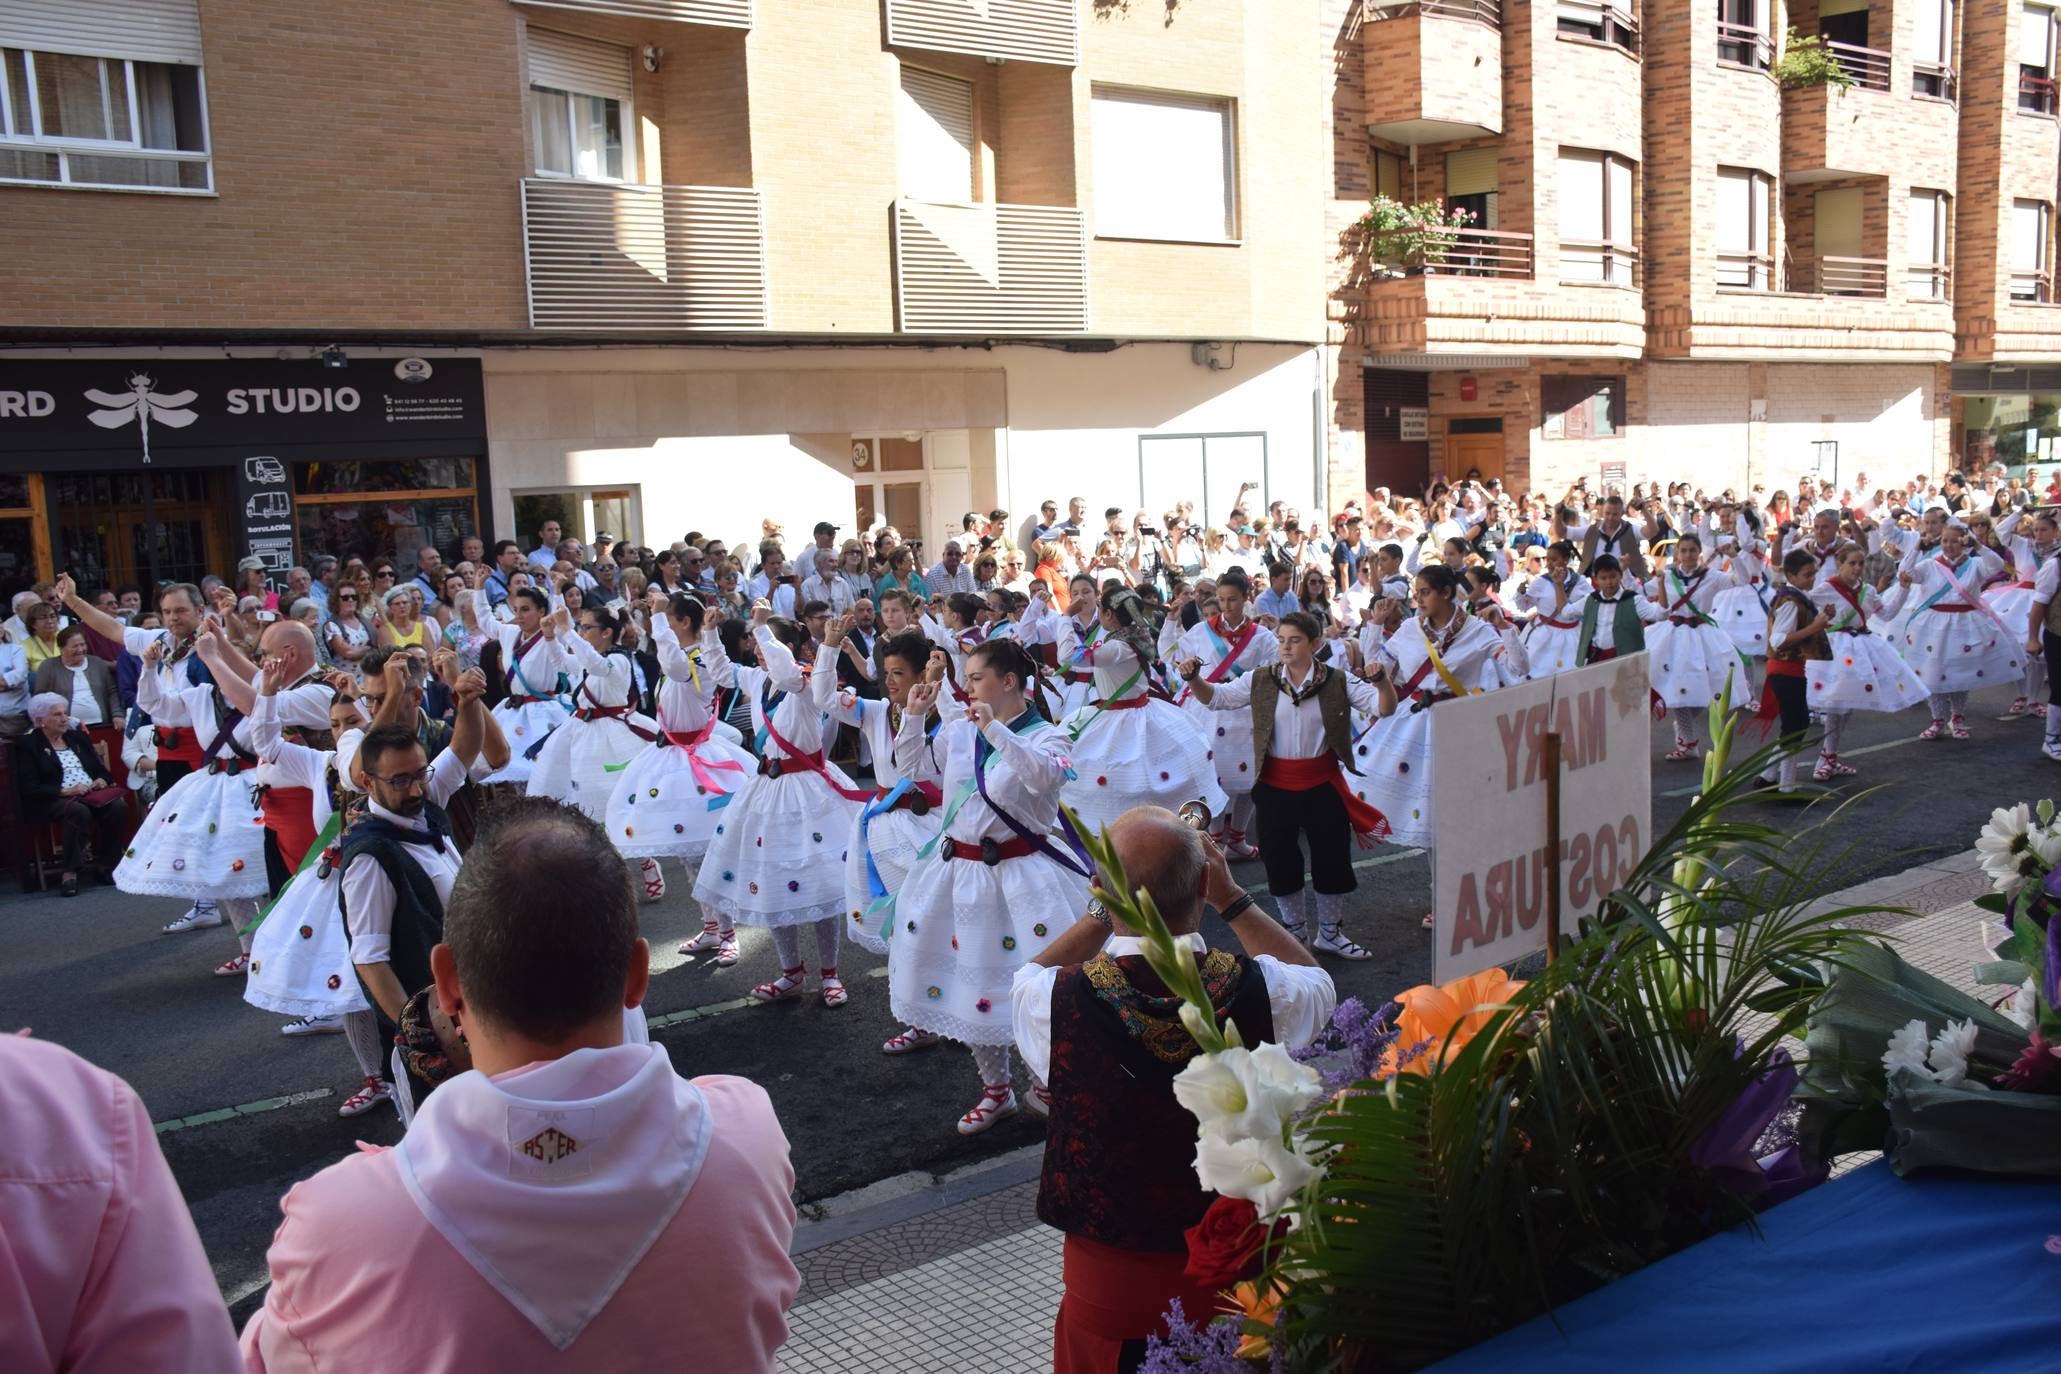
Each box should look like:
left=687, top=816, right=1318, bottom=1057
left=1357, top=228, right=1645, bottom=359
left=884, top=0, right=1078, bottom=65
left=892, top=198, right=1087, bottom=334
left=1782, top=49, right=1902, bottom=181
left=1647, top=251, right=1954, bottom=360
left=1363, top=0, right=1502, bottom=144
left=520, top=178, right=768, bottom=331
left=511, top=0, right=751, bottom=27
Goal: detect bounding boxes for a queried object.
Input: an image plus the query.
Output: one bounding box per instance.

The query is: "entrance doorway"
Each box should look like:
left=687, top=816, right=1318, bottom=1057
left=52, top=470, right=230, bottom=594
left=1446, top=423, right=1506, bottom=484
left=852, top=436, right=928, bottom=554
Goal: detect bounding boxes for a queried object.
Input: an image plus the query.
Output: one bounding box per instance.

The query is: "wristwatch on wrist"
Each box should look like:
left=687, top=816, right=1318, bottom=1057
left=1087, top=898, right=1114, bottom=928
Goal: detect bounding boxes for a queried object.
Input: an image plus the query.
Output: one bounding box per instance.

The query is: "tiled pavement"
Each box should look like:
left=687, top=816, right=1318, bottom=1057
left=776, top=852, right=2000, bottom=1373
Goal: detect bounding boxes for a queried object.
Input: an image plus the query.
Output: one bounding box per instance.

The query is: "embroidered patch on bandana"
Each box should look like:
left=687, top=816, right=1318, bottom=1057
left=507, top=1106, right=597, bottom=1181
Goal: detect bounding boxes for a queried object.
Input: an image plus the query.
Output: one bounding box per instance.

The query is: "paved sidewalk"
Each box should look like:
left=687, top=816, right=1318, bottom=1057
left=774, top=851, right=2000, bottom=1374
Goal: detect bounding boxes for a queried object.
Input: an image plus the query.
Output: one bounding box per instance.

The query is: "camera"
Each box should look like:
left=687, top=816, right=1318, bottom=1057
left=1139, top=525, right=1161, bottom=538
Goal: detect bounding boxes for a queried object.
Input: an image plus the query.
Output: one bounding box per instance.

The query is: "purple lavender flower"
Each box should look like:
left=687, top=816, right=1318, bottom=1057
left=1290, top=997, right=1403, bottom=1091
left=1137, top=1299, right=1252, bottom=1374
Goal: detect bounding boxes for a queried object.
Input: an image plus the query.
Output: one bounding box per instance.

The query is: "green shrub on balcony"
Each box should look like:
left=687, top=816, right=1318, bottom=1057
left=1776, top=29, right=1855, bottom=91
left=1344, top=194, right=1477, bottom=275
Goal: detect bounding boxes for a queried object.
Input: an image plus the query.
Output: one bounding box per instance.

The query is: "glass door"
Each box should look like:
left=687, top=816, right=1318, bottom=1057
left=52, top=470, right=228, bottom=593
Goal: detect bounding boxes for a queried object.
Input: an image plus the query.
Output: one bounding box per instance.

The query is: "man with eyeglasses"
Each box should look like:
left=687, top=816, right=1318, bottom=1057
left=485, top=540, right=523, bottom=608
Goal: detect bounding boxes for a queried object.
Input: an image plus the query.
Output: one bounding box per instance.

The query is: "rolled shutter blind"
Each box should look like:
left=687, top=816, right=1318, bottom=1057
left=898, top=66, right=976, bottom=202
left=1444, top=148, right=1498, bottom=198
left=527, top=27, right=633, bottom=100
left=0, top=0, right=202, bottom=64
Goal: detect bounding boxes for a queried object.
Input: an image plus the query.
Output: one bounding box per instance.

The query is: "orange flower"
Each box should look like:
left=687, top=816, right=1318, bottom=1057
left=1382, top=969, right=1527, bottom=1075
left=1220, top=1280, right=1285, bottom=1362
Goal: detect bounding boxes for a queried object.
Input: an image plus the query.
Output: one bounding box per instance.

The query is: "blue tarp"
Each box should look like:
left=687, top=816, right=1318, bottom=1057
left=1432, top=1161, right=2061, bottom=1373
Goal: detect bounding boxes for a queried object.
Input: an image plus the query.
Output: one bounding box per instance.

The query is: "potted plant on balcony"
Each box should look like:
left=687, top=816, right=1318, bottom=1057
left=1775, top=28, right=1855, bottom=91
left=1343, top=195, right=1477, bottom=279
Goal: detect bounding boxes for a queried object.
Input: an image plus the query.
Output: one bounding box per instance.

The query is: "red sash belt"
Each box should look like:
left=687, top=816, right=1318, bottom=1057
left=1258, top=754, right=1391, bottom=839
left=259, top=786, right=319, bottom=871
left=1064, top=670, right=1094, bottom=684
left=661, top=716, right=747, bottom=793
left=506, top=693, right=555, bottom=707
left=1536, top=616, right=1579, bottom=630
left=943, top=835, right=1036, bottom=865
left=1586, top=646, right=1620, bottom=663
left=1100, top=695, right=1150, bottom=712
left=760, top=716, right=873, bottom=802
left=575, top=700, right=658, bottom=741
left=155, top=725, right=204, bottom=765
left=1930, top=603, right=1974, bottom=613
left=1668, top=616, right=1703, bottom=627
left=875, top=780, right=945, bottom=814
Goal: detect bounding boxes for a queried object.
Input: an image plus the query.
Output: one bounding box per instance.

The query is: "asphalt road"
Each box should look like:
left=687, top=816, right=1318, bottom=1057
left=1, top=681, right=2043, bottom=1319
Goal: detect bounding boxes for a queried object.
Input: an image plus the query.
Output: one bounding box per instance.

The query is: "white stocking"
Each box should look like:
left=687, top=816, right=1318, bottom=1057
left=1820, top=711, right=1849, bottom=757
left=220, top=898, right=259, bottom=955
left=1273, top=887, right=1308, bottom=936
left=1947, top=691, right=1969, bottom=718
left=810, top=915, right=842, bottom=976
left=770, top=927, right=807, bottom=972
left=1927, top=693, right=1951, bottom=722
left=1777, top=755, right=1798, bottom=792
left=2029, top=654, right=2049, bottom=702
left=342, top=1009, right=387, bottom=1081
left=1315, top=890, right=1351, bottom=939
left=969, top=1042, right=1012, bottom=1090
left=1228, top=792, right=1256, bottom=837
left=1671, top=708, right=1700, bottom=744
left=2048, top=704, right=2061, bottom=740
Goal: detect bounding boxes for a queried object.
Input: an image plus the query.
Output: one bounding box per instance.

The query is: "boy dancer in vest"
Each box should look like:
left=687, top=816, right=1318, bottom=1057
left=1011, top=806, right=1335, bottom=1374
left=1758, top=549, right=1832, bottom=793
left=1576, top=554, right=1663, bottom=664
left=1181, top=612, right=1394, bottom=959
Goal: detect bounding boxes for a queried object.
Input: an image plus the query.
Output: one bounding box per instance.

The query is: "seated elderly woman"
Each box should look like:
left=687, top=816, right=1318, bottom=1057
left=18, top=692, right=128, bottom=897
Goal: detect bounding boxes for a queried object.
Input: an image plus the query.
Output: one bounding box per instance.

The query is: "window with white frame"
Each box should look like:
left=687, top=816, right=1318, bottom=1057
left=2012, top=199, right=2052, bottom=301
left=1716, top=166, right=1774, bottom=290
left=897, top=66, right=977, bottom=203
left=1557, top=148, right=1636, bottom=286
left=2022, top=3, right=2058, bottom=112
left=1557, top=0, right=1639, bottom=52
left=0, top=41, right=210, bottom=191
left=1090, top=86, right=1236, bottom=242
left=1912, top=0, right=1955, bottom=98
left=526, top=29, right=632, bottom=182
left=1907, top=189, right=1950, bottom=300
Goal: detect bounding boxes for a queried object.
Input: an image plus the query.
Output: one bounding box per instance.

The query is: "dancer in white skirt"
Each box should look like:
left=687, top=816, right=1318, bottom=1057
left=1992, top=508, right=2060, bottom=716
left=524, top=603, right=661, bottom=886
left=604, top=589, right=753, bottom=904
left=1806, top=544, right=1924, bottom=780
left=1170, top=570, right=1277, bottom=857
left=1520, top=540, right=1589, bottom=679
left=1048, top=573, right=1106, bottom=718
left=1893, top=521, right=2019, bottom=741
left=240, top=666, right=400, bottom=1119
left=887, top=637, right=1094, bottom=1134
left=834, top=628, right=946, bottom=959
left=1643, top=533, right=1753, bottom=761
left=690, top=608, right=868, bottom=1000
left=1061, top=588, right=1225, bottom=835
left=1363, top=566, right=1529, bottom=928
left=115, top=631, right=268, bottom=965
left=467, top=577, right=568, bottom=787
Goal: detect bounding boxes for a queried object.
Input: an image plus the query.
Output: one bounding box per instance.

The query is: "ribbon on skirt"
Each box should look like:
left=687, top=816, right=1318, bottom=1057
left=241, top=809, right=345, bottom=938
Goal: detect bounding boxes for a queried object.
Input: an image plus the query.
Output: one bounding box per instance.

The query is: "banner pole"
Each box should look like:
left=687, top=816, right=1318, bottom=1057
left=1544, top=730, right=1562, bottom=964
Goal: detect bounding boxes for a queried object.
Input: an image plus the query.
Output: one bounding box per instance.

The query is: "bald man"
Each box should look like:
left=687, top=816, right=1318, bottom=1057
left=1012, top=806, right=1335, bottom=1373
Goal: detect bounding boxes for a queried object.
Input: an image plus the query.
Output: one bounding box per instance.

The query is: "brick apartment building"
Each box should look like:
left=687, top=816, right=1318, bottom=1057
left=1337, top=0, right=2061, bottom=507
left=1, top=0, right=2058, bottom=594
left=0, top=0, right=1332, bottom=590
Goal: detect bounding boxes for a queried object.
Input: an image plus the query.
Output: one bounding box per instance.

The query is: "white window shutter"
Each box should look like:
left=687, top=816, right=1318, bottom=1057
left=898, top=66, right=976, bottom=204
left=0, top=0, right=201, bottom=64
left=1558, top=151, right=1604, bottom=241
left=1606, top=157, right=1633, bottom=245
left=527, top=28, right=633, bottom=101
left=2013, top=200, right=2046, bottom=269
left=1090, top=87, right=1233, bottom=241
left=2023, top=4, right=2054, bottom=68
left=1906, top=190, right=1940, bottom=262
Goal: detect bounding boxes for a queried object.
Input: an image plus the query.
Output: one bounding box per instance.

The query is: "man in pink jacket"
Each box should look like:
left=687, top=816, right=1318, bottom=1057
left=241, top=797, right=801, bottom=1372
left=0, top=1033, right=242, bottom=1373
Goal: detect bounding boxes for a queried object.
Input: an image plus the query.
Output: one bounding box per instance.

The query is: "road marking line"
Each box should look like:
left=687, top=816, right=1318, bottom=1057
left=1659, top=734, right=1921, bottom=798
left=153, top=1087, right=332, bottom=1135
left=1354, top=847, right=1425, bottom=870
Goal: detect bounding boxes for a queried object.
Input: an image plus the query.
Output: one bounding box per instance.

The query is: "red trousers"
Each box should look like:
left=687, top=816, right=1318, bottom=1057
left=1052, top=1233, right=1225, bottom=1373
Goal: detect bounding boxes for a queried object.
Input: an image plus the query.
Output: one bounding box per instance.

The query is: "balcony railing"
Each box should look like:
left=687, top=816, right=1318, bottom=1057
left=1788, top=255, right=1888, bottom=297
left=1907, top=263, right=1952, bottom=301
left=1715, top=249, right=1774, bottom=291
left=2022, top=72, right=2059, bottom=115
left=1411, top=226, right=1533, bottom=278
left=1559, top=239, right=1640, bottom=287
left=1717, top=21, right=1773, bottom=71
left=1365, top=0, right=1500, bottom=26
left=511, top=0, right=751, bottom=27
left=892, top=198, right=1087, bottom=333
left=885, top=0, right=1078, bottom=66
left=1824, top=40, right=1890, bottom=92
left=520, top=178, right=768, bottom=331
left=2011, top=269, right=2054, bottom=304
left=1913, top=60, right=1957, bottom=102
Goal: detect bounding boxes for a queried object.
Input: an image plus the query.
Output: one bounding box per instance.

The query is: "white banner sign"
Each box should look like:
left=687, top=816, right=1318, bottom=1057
left=1431, top=652, right=1655, bottom=982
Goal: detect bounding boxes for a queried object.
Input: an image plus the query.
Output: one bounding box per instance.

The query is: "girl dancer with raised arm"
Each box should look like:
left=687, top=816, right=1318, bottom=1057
left=604, top=588, right=755, bottom=907
left=468, top=573, right=567, bottom=789
left=526, top=606, right=661, bottom=882
left=1893, top=520, right=2019, bottom=741
left=1644, top=532, right=1753, bottom=759
left=1992, top=507, right=2060, bottom=716
left=831, top=626, right=947, bottom=1049
left=1363, top=565, right=1530, bottom=929
left=1061, top=588, right=1225, bottom=835
left=1806, top=543, right=1924, bottom=779
left=1172, top=569, right=1278, bottom=857
left=887, top=638, right=1093, bottom=1133
left=1520, top=540, right=1588, bottom=678
left=691, top=607, right=868, bottom=1000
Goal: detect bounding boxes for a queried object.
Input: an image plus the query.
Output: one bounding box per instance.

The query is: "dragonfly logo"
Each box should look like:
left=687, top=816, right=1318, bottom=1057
left=84, top=373, right=199, bottom=465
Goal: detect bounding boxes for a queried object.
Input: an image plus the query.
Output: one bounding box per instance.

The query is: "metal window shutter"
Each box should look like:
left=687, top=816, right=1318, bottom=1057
left=1445, top=148, right=1498, bottom=198
left=528, top=27, right=633, bottom=101
left=898, top=66, right=976, bottom=202
left=0, top=0, right=202, bottom=64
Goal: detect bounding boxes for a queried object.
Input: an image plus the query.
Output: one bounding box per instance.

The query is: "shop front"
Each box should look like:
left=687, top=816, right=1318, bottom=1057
left=0, top=357, right=486, bottom=601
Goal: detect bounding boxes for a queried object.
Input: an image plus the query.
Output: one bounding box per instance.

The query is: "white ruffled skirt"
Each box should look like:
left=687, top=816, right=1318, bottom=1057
left=1524, top=621, right=1584, bottom=678
left=690, top=765, right=864, bottom=928
left=603, top=725, right=756, bottom=859
left=1356, top=703, right=1436, bottom=850
left=1184, top=695, right=1258, bottom=796
left=113, top=766, right=269, bottom=902
left=1061, top=696, right=1227, bottom=836
left=1712, top=585, right=1770, bottom=657
left=1895, top=607, right=2023, bottom=695
left=527, top=712, right=658, bottom=821
left=244, top=865, right=368, bottom=1019
left=1806, top=630, right=1928, bottom=714
left=1647, top=620, right=1746, bottom=710
left=843, top=802, right=941, bottom=956
left=889, top=845, right=1093, bottom=1045
left=478, top=698, right=570, bottom=787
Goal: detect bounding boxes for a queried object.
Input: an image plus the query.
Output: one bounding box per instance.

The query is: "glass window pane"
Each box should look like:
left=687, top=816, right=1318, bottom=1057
left=1092, top=89, right=1233, bottom=241
left=573, top=94, right=623, bottom=180
left=0, top=148, right=58, bottom=181
left=2, top=49, right=28, bottom=136
left=134, top=63, right=204, bottom=151
left=297, top=497, right=478, bottom=569
left=35, top=52, right=113, bottom=141
left=66, top=153, right=181, bottom=187
left=532, top=87, right=571, bottom=175
left=107, top=59, right=131, bottom=142
left=295, top=457, right=475, bottom=495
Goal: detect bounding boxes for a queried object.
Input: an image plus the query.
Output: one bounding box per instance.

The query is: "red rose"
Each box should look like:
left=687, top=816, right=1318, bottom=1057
left=1183, top=1196, right=1279, bottom=1289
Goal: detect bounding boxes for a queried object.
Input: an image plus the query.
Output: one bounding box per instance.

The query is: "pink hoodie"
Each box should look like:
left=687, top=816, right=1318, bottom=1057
left=241, top=1049, right=798, bottom=1372
left=0, top=1034, right=241, bottom=1374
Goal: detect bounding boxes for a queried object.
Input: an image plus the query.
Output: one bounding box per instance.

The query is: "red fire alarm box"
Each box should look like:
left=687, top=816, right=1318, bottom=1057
left=1459, top=376, right=1477, bottom=402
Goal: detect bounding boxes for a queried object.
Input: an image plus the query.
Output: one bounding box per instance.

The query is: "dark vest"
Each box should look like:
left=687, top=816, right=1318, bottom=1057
left=1767, top=587, right=1830, bottom=662
left=1036, top=951, right=1274, bottom=1252
left=336, top=808, right=453, bottom=1048
left=1579, top=594, right=1646, bottom=659
left=1249, top=664, right=1355, bottom=774
left=1582, top=521, right=1646, bottom=578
